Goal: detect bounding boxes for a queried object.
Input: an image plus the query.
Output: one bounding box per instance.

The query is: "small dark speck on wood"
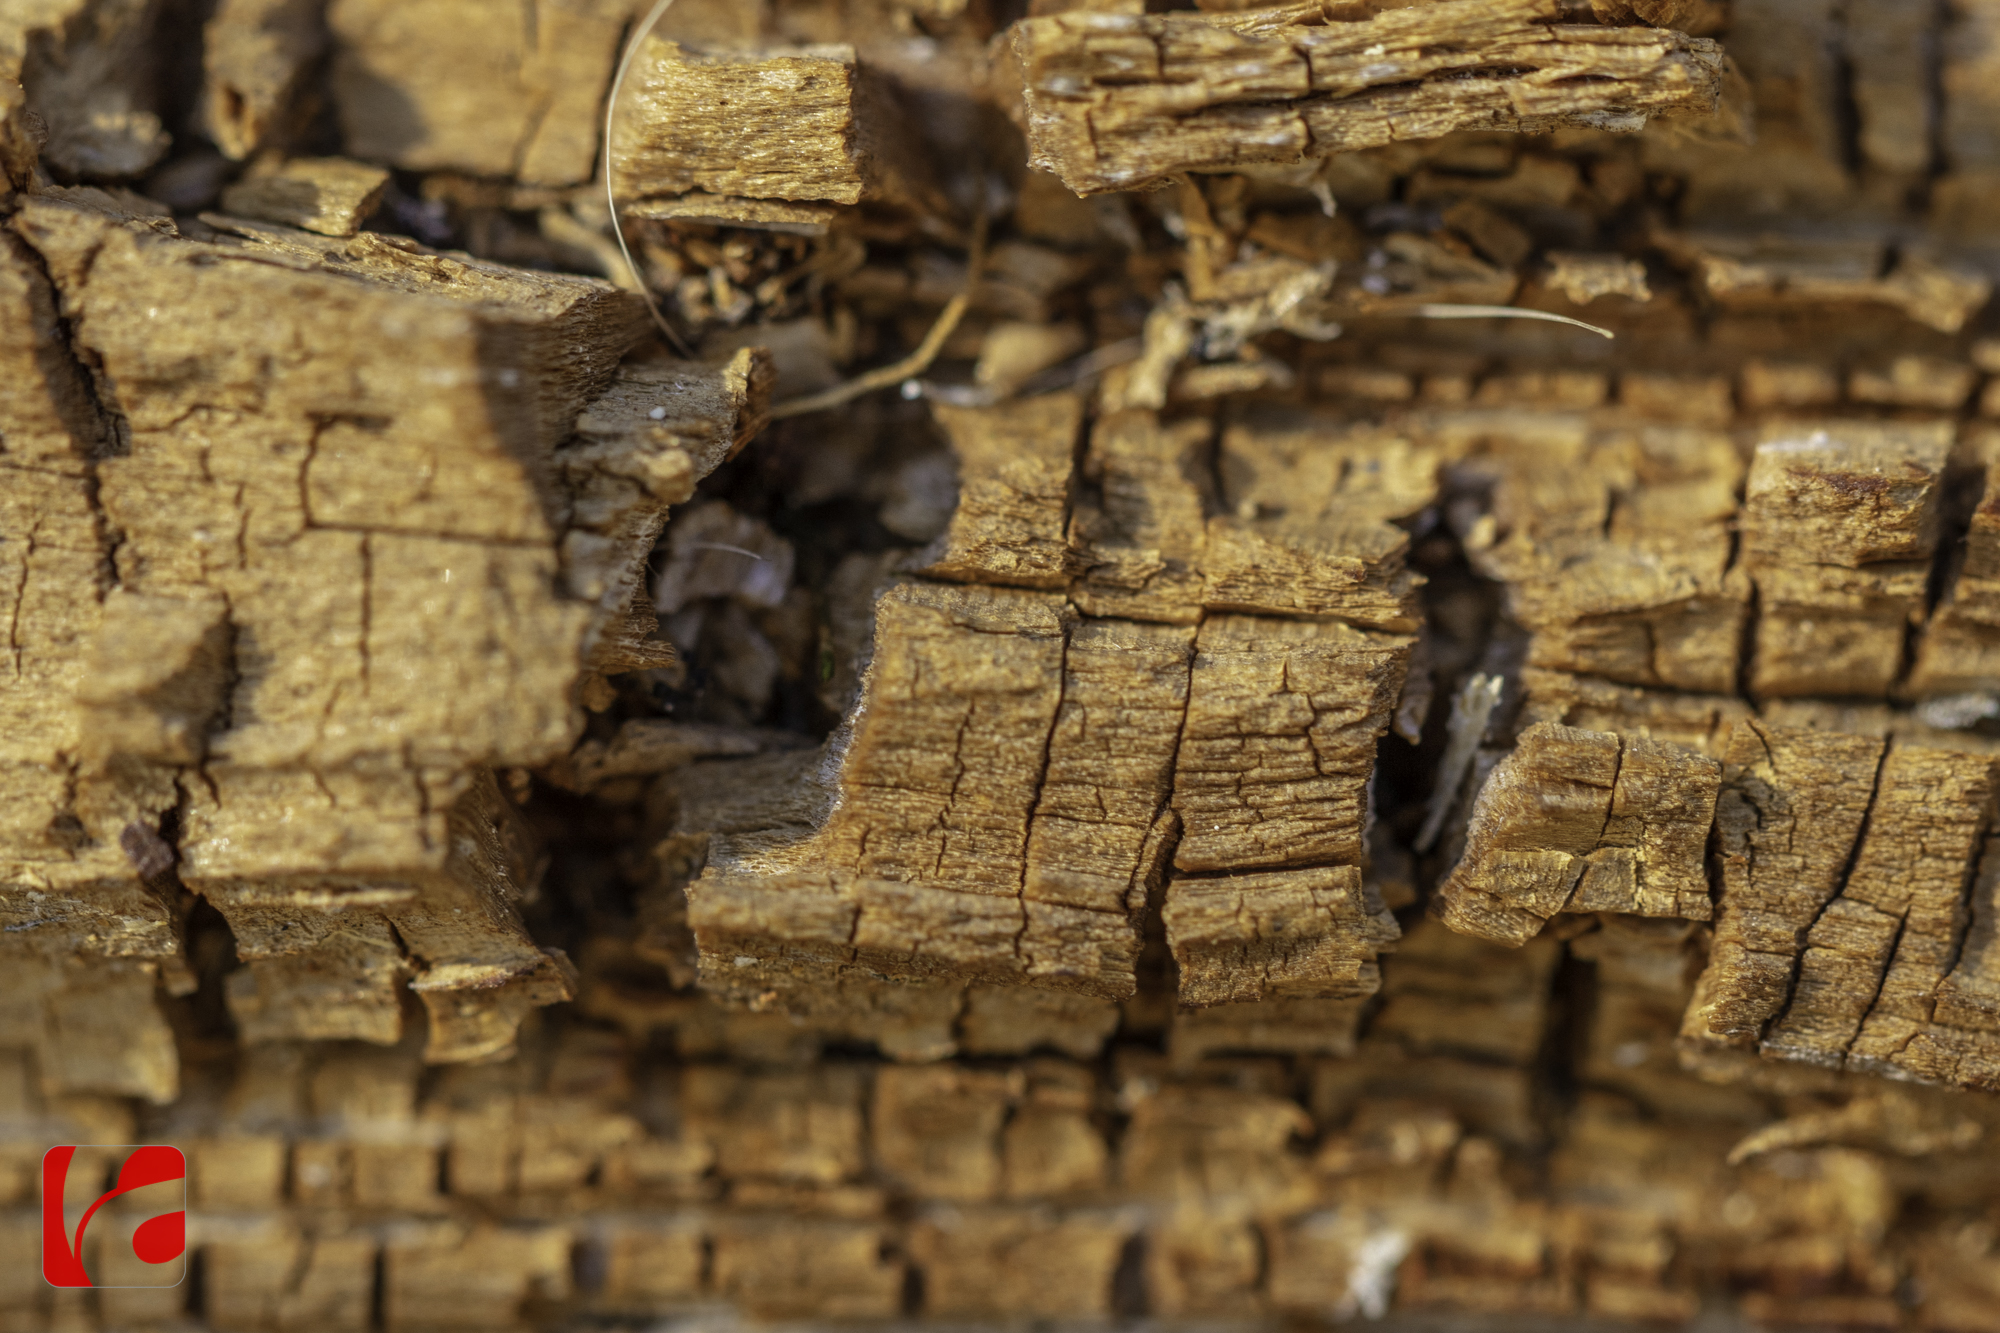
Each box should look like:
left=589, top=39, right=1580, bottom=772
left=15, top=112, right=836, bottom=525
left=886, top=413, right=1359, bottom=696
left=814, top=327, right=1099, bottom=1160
left=120, top=819, right=177, bottom=881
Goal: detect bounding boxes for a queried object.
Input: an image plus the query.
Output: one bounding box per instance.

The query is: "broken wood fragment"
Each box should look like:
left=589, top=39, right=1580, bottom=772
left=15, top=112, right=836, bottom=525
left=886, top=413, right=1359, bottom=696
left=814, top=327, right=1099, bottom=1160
left=1462, top=419, right=1746, bottom=694
left=610, top=36, right=945, bottom=229
left=200, top=0, right=327, bottom=160
left=687, top=584, right=1189, bottom=1001
left=218, top=156, right=389, bottom=237
left=1163, top=864, right=1398, bottom=1006
left=1665, top=232, right=1993, bottom=334
left=1171, top=614, right=1410, bottom=875
left=0, top=186, right=776, bottom=1069
left=1910, top=432, right=2000, bottom=706
left=1766, top=746, right=1996, bottom=1070
left=1512, top=667, right=1751, bottom=756
left=1435, top=721, right=1719, bottom=946
left=916, top=393, right=1082, bottom=589
left=1684, top=721, right=1886, bottom=1044
left=328, top=0, right=626, bottom=186
left=1014, top=0, right=1726, bottom=196
left=6, top=0, right=170, bottom=179
left=1742, top=420, right=1953, bottom=698
left=1067, top=410, right=1210, bottom=623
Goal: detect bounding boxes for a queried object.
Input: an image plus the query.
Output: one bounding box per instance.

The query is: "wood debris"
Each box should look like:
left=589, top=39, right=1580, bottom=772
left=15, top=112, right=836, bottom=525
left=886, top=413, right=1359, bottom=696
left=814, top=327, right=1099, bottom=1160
left=915, top=392, right=1082, bottom=588
left=1686, top=721, right=1887, bottom=1043
left=610, top=36, right=944, bottom=232
left=12, top=0, right=2000, bottom=1326
left=1164, top=864, right=1398, bottom=1005
left=327, top=0, right=626, bottom=186
left=1435, top=721, right=1719, bottom=945
left=4, top=0, right=170, bottom=179
left=1664, top=232, right=1993, bottom=334
left=1461, top=416, right=1746, bottom=693
left=1015, top=0, right=1726, bottom=195
left=1910, top=431, right=2000, bottom=707
left=217, top=156, right=389, bottom=237
left=1171, top=615, right=1408, bottom=874
left=1765, top=746, right=1997, bottom=1072
left=199, top=0, right=327, bottom=160
left=1741, top=421, right=1953, bottom=699
left=1, top=186, right=769, bottom=1072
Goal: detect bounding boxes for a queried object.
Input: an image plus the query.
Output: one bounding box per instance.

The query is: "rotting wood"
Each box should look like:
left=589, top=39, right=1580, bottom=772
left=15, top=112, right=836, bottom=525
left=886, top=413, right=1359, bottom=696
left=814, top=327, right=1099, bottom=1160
left=4, top=0, right=170, bottom=180
left=685, top=582, right=1183, bottom=1002
left=1910, top=429, right=2000, bottom=708
left=1741, top=419, right=1954, bottom=700
left=1460, top=420, right=1747, bottom=694
left=326, top=0, right=629, bottom=187
left=1434, top=721, right=1719, bottom=946
left=12, top=0, right=2000, bottom=1326
left=0, top=186, right=767, bottom=1070
left=680, top=391, right=1415, bottom=1007
left=1511, top=667, right=1752, bottom=756
left=217, top=157, right=390, bottom=237
left=916, top=392, right=1082, bottom=589
left=1163, top=864, right=1398, bottom=1006
left=1684, top=721, right=1887, bottom=1045
left=1170, top=614, right=1409, bottom=875
left=1014, top=0, right=1727, bottom=196
left=199, top=0, right=327, bottom=160
left=1765, top=745, right=1997, bottom=1070
left=609, top=35, right=947, bottom=232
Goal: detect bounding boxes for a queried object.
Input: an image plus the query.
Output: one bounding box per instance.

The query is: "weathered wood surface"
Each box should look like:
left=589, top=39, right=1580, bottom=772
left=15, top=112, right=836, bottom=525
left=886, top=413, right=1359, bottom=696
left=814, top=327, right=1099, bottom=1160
left=1015, top=0, right=1727, bottom=194
left=678, top=399, right=1420, bottom=1007
left=1435, top=721, right=1718, bottom=945
left=7, top=0, right=2000, bottom=1328
left=0, top=186, right=771, bottom=1072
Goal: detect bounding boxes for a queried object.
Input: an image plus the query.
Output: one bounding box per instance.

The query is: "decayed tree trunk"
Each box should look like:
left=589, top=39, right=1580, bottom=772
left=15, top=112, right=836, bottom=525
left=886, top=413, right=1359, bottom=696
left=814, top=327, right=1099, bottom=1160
left=6, top=0, right=2000, bottom=1328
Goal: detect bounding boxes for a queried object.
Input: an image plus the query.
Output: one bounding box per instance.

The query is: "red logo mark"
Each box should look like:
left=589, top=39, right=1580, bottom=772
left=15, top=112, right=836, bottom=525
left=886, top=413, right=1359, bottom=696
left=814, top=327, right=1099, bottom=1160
left=42, top=1145, right=187, bottom=1288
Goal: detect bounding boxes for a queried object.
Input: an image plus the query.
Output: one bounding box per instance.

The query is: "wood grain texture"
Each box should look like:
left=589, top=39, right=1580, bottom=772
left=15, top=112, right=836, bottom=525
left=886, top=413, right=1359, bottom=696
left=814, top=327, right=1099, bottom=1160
left=1014, top=0, right=1726, bottom=195
left=10, top=0, right=2000, bottom=1326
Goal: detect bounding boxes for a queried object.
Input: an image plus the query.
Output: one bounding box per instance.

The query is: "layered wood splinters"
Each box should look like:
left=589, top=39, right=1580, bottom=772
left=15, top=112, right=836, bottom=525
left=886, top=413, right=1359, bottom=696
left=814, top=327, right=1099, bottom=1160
left=13, top=0, right=2000, bottom=1326
left=1434, top=721, right=1719, bottom=946
left=1014, top=0, right=1728, bottom=197
left=681, top=410, right=1419, bottom=1009
left=0, top=186, right=774, bottom=1076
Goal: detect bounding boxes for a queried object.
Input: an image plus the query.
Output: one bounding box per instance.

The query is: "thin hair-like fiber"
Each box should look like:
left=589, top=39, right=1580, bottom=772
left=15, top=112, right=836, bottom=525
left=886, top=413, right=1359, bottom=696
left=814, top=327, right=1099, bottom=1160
left=604, top=0, right=693, bottom=356
left=1414, top=303, right=1615, bottom=339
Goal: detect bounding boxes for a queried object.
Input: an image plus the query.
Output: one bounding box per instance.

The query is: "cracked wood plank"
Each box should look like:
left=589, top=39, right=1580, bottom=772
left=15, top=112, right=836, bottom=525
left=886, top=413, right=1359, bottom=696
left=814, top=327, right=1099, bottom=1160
left=916, top=393, right=1083, bottom=590
left=1163, top=864, right=1398, bottom=1006
left=1682, top=721, right=1887, bottom=1046
left=610, top=35, right=948, bottom=230
left=687, top=584, right=1170, bottom=1000
left=1765, top=745, right=1997, bottom=1070
left=1462, top=422, right=1748, bottom=695
left=1, top=186, right=765, bottom=1071
left=1435, top=721, right=1719, bottom=946
left=684, top=400, right=1418, bottom=1009
left=1170, top=613, right=1410, bottom=875
left=1013, top=0, right=1726, bottom=196
left=1741, top=420, right=1954, bottom=699
left=1069, top=407, right=1430, bottom=630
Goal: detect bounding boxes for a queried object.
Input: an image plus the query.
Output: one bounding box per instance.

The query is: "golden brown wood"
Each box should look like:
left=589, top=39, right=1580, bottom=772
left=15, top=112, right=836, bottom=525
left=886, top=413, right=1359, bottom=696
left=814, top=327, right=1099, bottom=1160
left=1015, top=0, right=1726, bottom=195
left=11, top=1, right=2000, bottom=1327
